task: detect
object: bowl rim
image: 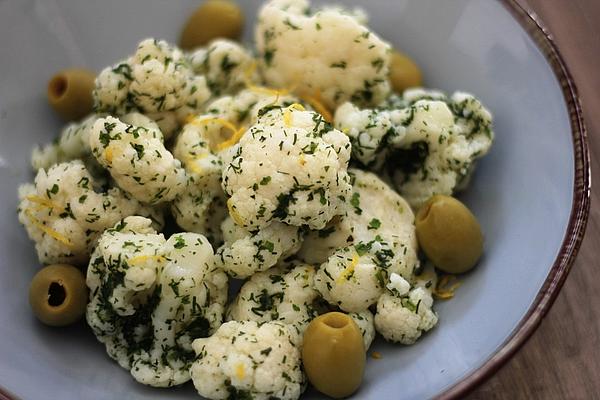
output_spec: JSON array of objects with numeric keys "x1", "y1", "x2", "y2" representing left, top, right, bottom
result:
[
  {"x1": 437, "y1": 0, "x2": 591, "y2": 398},
  {"x1": 0, "y1": 1, "x2": 590, "y2": 400}
]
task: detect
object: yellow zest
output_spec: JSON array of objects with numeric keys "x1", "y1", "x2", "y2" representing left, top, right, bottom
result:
[
  {"x1": 342, "y1": 127, "x2": 350, "y2": 134},
  {"x1": 188, "y1": 117, "x2": 239, "y2": 136},
  {"x1": 186, "y1": 153, "x2": 209, "y2": 175},
  {"x1": 235, "y1": 363, "x2": 246, "y2": 380},
  {"x1": 187, "y1": 117, "x2": 246, "y2": 152},
  {"x1": 283, "y1": 103, "x2": 305, "y2": 127},
  {"x1": 216, "y1": 126, "x2": 247, "y2": 151},
  {"x1": 299, "y1": 91, "x2": 333, "y2": 123},
  {"x1": 371, "y1": 351, "x2": 383, "y2": 360},
  {"x1": 227, "y1": 198, "x2": 245, "y2": 226},
  {"x1": 337, "y1": 253, "x2": 360, "y2": 283},
  {"x1": 433, "y1": 275, "x2": 461, "y2": 300},
  {"x1": 24, "y1": 209, "x2": 73, "y2": 247},
  {"x1": 127, "y1": 254, "x2": 166, "y2": 266},
  {"x1": 25, "y1": 195, "x2": 61, "y2": 211},
  {"x1": 299, "y1": 154, "x2": 306, "y2": 166},
  {"x1": 104, "y1": 145, "x2": 114, "y2": 163}
]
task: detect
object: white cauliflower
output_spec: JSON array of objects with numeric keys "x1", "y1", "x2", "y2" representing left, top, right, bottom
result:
[
  {"x1": 17, "y1": 161, "x2": 160, "y2": 266},
  {"x1": 86, "y1": 216, "x2": 228, "y2": 387},
  {"x1": 93, "y1": 60, "x2": 134, "y2": 115},
  {"x1": 89, "y1": 116, "x2": 187, "y2": 205},
  {"x1": 190, "y1": 320, "x2": 305, "y2": 400},
  {"x1": 216, "y1": 217, "x2": 303, "y2": 278},
  {"x1": 311, "y1": 169, "x2": 419, "y2": 312},
  {"x1": 93, "y1": 38, "x2": 212, "y2": 137},
  {"x1": 171, "y1": 90, "x2": 305, "y2": 241},
  {"x1": 227, "y1": 262, "x2": 376, "y2": 349},
  {"x1": 349, "y1": 310, "x2": 376, "y2": 350},
  {"x1": 189, "y1": 39, "x2": 257, "y2": 96},
  {"x1": 256, "y1": 0, "x2": 391, "y2": 109},
  {"x1": 30, "y1": 112, "x2": 166, "y2": 173},
  {"x1": 335, "y1": 88, "x2": 494, "y2": 208},
  {"x1": 374, "y1": 287, "x2": 438, "y2": 345},
  {"x1": 31, "y1": 114, "x2": 102, "y2": 171},
  {"x1": 334, "y1": 103, "x2": 398, "y2": 169},
  {"x1": 171, "y1": 120, "x2": 227, "y2": 244},
  {"x1": 227, "y1": 262, "x2": 319, "y2": 345},
  {"x1": 204, "y1": 88, "x2": 301, "y2": 129},
  {"x1": 222, "y1": 106, "x2": 352, "y2": 230}
]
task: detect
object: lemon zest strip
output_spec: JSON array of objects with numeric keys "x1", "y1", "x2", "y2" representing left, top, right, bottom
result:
[
  {"x1": 337, "y1": 253, "x2": 360, "y2": 283},
  {"x1": 104, "y1": 145, "x2": 114, "y2": 163},
  {"x1": 433, "y1": 275, "x2": 461, "y2": 300},
  {"x1": 25, "y1": 195, "x2": 61, "y2": 211},
  {"x1": 24, "y1": 209, "x2": 73, "y2": 247},
  {"x1": 227, "y1": 198, "x2": 246, "y2": 227},
  {"x1": 216, "y1": 126, "x2": 247, "y2": 151},
  {"x1": 128, "y1": 255, "x2": 166, "y2": 266},
  {"x1": 185, "y1": 153, "x2": 209, "y2": 175},
  {"x1": 235, "y1": 363, "x2": 246, "y2": 380}
]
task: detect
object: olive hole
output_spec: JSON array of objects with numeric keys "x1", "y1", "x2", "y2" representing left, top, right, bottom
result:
[
  {"x1": 47, "y1": 282, "x2": 67, "y2": 307},
  {"x1": 323, "y1": 314, "x2": 348, "y2": 329},
  {"x1": 49, "y1": 75, "x2": 68, "y2": 100}
]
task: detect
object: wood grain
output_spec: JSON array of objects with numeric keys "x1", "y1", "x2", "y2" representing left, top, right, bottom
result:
[{"x1": 468, "y1": 1, "x2": 600, "y2": 399}]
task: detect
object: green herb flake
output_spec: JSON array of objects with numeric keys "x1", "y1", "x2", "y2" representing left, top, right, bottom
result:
[{"x1": 368, "y1": 218, "x2": 381, "y2": 230}]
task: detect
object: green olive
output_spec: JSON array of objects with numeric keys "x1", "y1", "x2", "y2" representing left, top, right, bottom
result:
[
  {"x1": 47, "y1": 68, "x2": 95, "y2": 121},
  {"x1": 389, "y1": 50, "x2": 423, "y2": 93},
  {"x1": 415, "y1": 195, "x2": 483, "y2": 274},
  {"x1": 180, "y1": 0, "x2": 244, "y2": 50},
  {"x1": 29, "y1": 264, "x2": 88, "y2": 327},
  {"x1": 302, "y1": 312, "x2": 365, "y2": 399}
]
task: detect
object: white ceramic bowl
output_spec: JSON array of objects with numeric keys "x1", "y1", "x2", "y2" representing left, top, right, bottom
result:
[{"x1": 0, "y1": 0, "x2": 589, "y2": 399}]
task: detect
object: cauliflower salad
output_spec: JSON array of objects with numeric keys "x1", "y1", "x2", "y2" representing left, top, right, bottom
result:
[{"x1": 19, "y1": 0, "x2": 493, "y2": 399}]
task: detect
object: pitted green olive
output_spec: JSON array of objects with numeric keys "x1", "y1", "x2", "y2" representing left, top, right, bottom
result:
[
  {"x1": 389, "y1": 50, "x2": 423, "y2": 93},
  {"x1": 47, "y1": 68, "x2": 95, "y2": 121},
  {"x1": 180, "y1": 0, "x2": 244, "y2": 50},
  {"x1": 29, "y1": 264, "x2": 88, "y2": 327},
  {"x1": 415, "y1": 195, "x2": 483, "y2": 274},
  {"x1": 302, "y1": 312, "x2": 365, "y2": 398}
]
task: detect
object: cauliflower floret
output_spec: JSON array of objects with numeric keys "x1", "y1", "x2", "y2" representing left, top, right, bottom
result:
[
  {"x1": 17, "y1": 161, "x2": 160, "y2": 265},
  {"x1": 89, "y1": 116, "x2": 187, "y2": 204},
  {"x1": 335, "y1": 89, "x2": 494, "y2": 208},
  {"x1": 190, "y1": 320, "x2": 304, "y2": 400},
  {"x1": 93, "y1": 61, "x2": 134, "y2": 115},
  {"x1": 227, "y1": 263, "x2": 318, "y2": 345},
  {"x1": 31, "y1": 112, "x2": 165, "y2": 173},
  {"x1": 374, "y1": 287, "x2": 438, "y2": 345},
  {"x1": 171, "y1": 183, "x2": 228, "y2": 246},
  {"x1": 386, "y1": 272, "x2": 411, "y2": 297},
  {"x1": 227, "y1": 262, "x2": 375, "y2": 349},
  {"x1": 222, "y1": 106, "x2": 351, "y2": 230},
  {"x1": 216, "y1": 217, "x2": 303, "y2": 278},
  {"x1": 93, "y1": 39, "x2": 212, "y2": 137},
  {"x1": 311, "y1": 169, "x2": 419, "y2": 312},
  {"x1": 256, "y1": 0, "x2": 390, "y2": 109},
  {"x1": 129, "y1": 39, "x2": 210, "y2": 113},
  {"x1": 189, "y1": 39, "x2": 257, "y2": 96},
  {"x1": 334, "y1": 103, "x2": 398, "y2": 169},
  {"x1": 204, "y1": 88, "x2": 301, "y2": 128},
  {"x1": 86, "y1": 216, "x2": 228, "y2": 387},
  {"x1": 171, "y1": 121, "x2": 227, "y2": 244},
  {"x1": 349, "y1": 310, "x2": 376, "y2": 350},
  {"x1": 31, "y1": 114, "x2": 102, "y2": 171}
]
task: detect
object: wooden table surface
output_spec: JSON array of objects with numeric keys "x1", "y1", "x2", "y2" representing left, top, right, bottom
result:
[{"x1": 468, "y1": 1, "x2": 600, "y2": 399}]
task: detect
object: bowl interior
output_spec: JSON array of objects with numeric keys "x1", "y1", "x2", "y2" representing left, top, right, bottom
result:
[{"x1": 0, "y1": 0, "x2": 574, "y2": 399}]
